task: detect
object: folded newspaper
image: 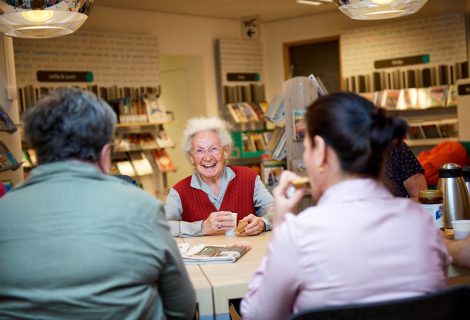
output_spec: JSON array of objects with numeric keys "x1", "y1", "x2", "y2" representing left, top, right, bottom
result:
[{"x1": 178, "y1": 241, "x2": 251, "y2": 264}]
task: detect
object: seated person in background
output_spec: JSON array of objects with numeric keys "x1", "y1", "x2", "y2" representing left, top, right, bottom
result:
[
  {"x1": 384, "y1": 140, "x2": 427, "y2": 198},
  {"x1": 165, "y1": 116, "x2": 273, "y2": 237},
  {"x1": 0, "y1": 87, "x2": 196, "y2": 319},
  {"x1": 241, "y1": 92, "x2": 450, "y2": 320},
  {"x1": 443, "y1": 234, "x2": 470, "y2": 269}
]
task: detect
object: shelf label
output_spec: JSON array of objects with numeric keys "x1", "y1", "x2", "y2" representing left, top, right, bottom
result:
[
  {"x1": 37, "y1": 71, "x2": 94, "y2": 82},
  {"x1": 374, "y1": 54, "x2": 430, "y2": 69}
]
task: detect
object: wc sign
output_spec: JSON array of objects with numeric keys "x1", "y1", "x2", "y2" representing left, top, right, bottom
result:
[{"x1": 241, "y1": 15, "x2": 260, "y2": 39}]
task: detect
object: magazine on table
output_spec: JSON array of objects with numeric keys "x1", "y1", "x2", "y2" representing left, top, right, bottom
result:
[{"x1": 178, "y1": 241, "x2": 251, "y2": 264}]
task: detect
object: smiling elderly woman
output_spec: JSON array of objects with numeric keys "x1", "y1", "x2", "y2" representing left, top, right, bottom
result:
[{"x1": 165, "y1": 117, "x2": 273, "y2": 237}]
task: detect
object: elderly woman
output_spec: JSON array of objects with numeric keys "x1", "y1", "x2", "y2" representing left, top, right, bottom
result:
[
  {"x1": 165, "y1": 116, "x2": 273, "y2": 237},
  {"x1": 241, "y1": 93, "x2": 450, "y2": 320}
]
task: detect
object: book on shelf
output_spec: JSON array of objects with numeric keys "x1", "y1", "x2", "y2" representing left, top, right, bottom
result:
[
  {"x1": 420, "y1": 121, "x2": 442, "y2": 139},
  {"x1": 0, "y1": 104, "x2": 17, "y2": 133},
  {"x1": 128, "y1": 152, "x2": 153, "y2": 176},
  {"x1": 438, "y1": 119, "x2": 458, "y2": 138},
  {"x1": 0, "y1": 141, "x2": 20, "y2": 171},
  {"x1": 292, "y1": 108, "x2": 307, "y2": 141},
  {"x1": 447, "y1": 85, "x2": 458, "y2": 107},
  {"x1": 265, "y1": 94, "x2": 285, "y2": 125},
  {"x1": 397, "y1": 88, "x2": 419, "y2": 109},
  {"x1": 381, "y1": 89, "x2": 400, "y2": 109},
  {"x1": 115, "y1": 160, "x2": 136, "y2": 177},
  {"x1": 272, "y1": 129, "x2": 286, "y2": 160},
  {"x1": 152, "y1": 149, "x2": 175, "y2": 172},
  {"x1": 428, "y1": 86, "x2": 448, "y2": 108},
  {"x1": 239, "y1": 102, "x2": 259, "y2": 122},
  {"x1": 178, "y1": 241, "x2": 251, "y2": 264},
  {"x1": 156, "y1": 126, "x2": 174, "y2": 148},
  {"x1": 408, "y1": 123, "x2": 426, "y2": 140},
  {"x1": 144, "y1": 95, "x2": 168, "y2": 123},
  {"x1": 266, "y1": 126, "x2": 285, "y2": 154}
]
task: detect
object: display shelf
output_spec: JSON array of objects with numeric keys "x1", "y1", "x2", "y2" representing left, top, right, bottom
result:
[{"x1": 405, "y1": 137, "x2": 459, "y2": 147}]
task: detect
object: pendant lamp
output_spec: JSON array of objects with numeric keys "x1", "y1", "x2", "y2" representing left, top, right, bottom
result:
[
  {"x1": 332, "y1": 0, "x2": 428, "y2": 20},
  {"x1": 0, "y1": 0, "x2": 94, "y2": 39}
]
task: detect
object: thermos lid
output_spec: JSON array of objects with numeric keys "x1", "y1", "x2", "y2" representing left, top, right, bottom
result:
[
  {"x1": 462, "y1": 166, "x2": 470, "y2": 182},
  {"x1": 439, "y1": 163, "x2": 463, "y2": 178},
  {"x1": 418, "y1": 189, "x2": 443, "y2": 199}
]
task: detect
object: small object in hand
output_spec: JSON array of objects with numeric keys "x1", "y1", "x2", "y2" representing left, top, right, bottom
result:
[
  {"x1": 286, "y1": 177, "x2": 310, "y2": 198},
  {"x1": 235, "y1": 220, "x2": 249, "y2": 236},
  {"x1": 291, "y1": 177, "x2": 310, "y2": 189}
]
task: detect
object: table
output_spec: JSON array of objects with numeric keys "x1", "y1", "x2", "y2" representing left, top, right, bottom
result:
[
  {"x1": 175, "y1": 238, "x2": 214, "y2": 320},
  {"x1": 183, "y1": 232, "x2": 272, "y2": 319},
  {"x1": 178, "y1": 232, "x2": 470, "y2": 320}
]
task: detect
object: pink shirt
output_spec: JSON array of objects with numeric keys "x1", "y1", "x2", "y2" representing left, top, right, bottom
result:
[{"x1": 241, "y1": 178, "x2": 451, "y2": 320}]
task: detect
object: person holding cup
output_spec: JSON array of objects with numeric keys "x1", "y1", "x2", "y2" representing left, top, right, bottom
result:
[
  {"x1": 165, "y1": 117, "x2": 273, "y2": 237},
  {"x1": 443, "y1": 221, "x2": 470, "y2": 268},
  {"x1": 241, "y1": 92, "x2": 450, "y2": 320}
]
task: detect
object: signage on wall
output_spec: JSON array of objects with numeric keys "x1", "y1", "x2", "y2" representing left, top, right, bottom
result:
[
  {"x1": 241, "y1": 15, "x2": 259, "y2": 40},
  {"x1": 37, "y1": 71, "x2": 94, "y2": 82},
  {"x1": 374, "y1": 54, "x2": 430, "y2": 69},
  {"x1": 226, "y1": 72, "x2": 260, "y2": 81}
]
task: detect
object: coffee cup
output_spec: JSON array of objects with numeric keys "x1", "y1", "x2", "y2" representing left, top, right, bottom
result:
[
  {"x1": 225, "y1": 212, "x2": 238, "y2": 237},
  {"x1": 451, "y1": 220, "x2": 470, "y2": 240}
]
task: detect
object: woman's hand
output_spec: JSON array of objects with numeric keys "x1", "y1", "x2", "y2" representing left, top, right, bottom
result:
[
  {"x1": 272, "y1": 171, "x2": 306, "y2": 225},
  {"x1": 202, "y1": 211, "x2": 236, "y2": 235},
  {"x1": 241, "y1": 214, "x2": 265, "y2": 236}
]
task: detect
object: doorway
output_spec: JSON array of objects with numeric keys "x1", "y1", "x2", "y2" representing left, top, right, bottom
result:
[
  {"x1": 159, "y1": 55, "x2": 206, "y2": 189},
  {"x1": 283, "y1": 37, "x2": 341, "y2": 93}
]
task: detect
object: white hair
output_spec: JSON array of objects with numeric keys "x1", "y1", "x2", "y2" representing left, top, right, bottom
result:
[{"x1": 182, "y1": 116, "x2": 232, "y2": 156}]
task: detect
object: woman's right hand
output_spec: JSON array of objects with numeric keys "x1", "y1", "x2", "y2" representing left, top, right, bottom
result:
[
  {"x1": 202, "y1": 211, "x2": 236, "y2": 235},
  {"x1": 272, "y1": 171, "x2": 306, "y2": 225}
]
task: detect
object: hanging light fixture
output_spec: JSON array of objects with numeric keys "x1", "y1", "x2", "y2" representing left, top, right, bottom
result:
[
  {"x1": 0, "y1": 0, "x2": 95, "y2": 39},
  {"x1": 332, "y1": 0, "x2": 428, "y2": 20}
]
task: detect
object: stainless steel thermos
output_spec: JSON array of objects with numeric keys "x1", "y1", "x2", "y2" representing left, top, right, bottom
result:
[{"x1": 437, "y1": 163, "x2": 470, "y2": 229}]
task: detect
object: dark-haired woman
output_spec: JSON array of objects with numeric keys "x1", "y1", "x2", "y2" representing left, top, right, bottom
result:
[{"x1": 241, "y1": 93, "x2": 450, "y2": 320}]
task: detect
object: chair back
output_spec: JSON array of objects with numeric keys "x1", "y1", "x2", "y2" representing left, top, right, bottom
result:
[{"x1": 290, "y1": 285, "x2": 470, "y2": 320}]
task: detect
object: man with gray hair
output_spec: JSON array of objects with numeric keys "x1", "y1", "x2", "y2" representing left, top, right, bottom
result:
[{"x1": 0, "y1": 87, "x2": 196, "y2": 319}]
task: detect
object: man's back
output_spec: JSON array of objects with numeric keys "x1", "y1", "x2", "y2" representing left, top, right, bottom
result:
[{"x1": 0, "y1": 161, "x2": 195, "y2": 319}]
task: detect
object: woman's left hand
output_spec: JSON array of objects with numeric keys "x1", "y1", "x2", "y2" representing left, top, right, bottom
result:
[{"x1": 242, "y1": 214, "x2": 265, "y2": 236}]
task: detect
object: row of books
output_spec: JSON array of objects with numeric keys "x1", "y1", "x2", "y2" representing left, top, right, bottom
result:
[
  {"x1": 359, "y1": 85, "x2": 458, "y2": 110},
  {"x1": 223, "y1": 84, "x2": 266, "y2": 104},
  {"x1": 114, "y1": 129, "x2": 174, "y2": 152},
  {"x1": 111, "y1": 149, "x2": 175, "y2": 177},
  {"x1": 345, "y1": 61, "x2": 468, "y2": 93},
  {"x1": 408, "y1": 119, "x2": 458, "y2": 140},
  {"x1": 266, "y1": 126, "x2": 286, "y2": 161},
  {"x1": 0, "y1": 141, "x2": 20, "y2": 172},
  {"x1": 17, "y1": 85, "x2": 161, "y2": 120},
  {"x1": 0, "y1": 104, "x2": 17, "y2": 133},
  {"x1": 226, "y1": 102, "x2": 267, "y2": 123},
  {"x1": 240, "y1": 131, "x2": 271, "y2": 153}
]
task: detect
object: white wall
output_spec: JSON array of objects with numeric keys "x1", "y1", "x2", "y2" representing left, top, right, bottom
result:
[
  {"x1": 261, "y1": 1, "x2": 468, "y2": 99},
  {"x1": 84, "y1": 6, "x2": 241, "y2": 117}
]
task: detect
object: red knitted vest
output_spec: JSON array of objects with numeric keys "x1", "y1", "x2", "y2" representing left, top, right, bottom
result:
[{"x1": 173, "y1": 165, "x2": 256, "y2": 222}]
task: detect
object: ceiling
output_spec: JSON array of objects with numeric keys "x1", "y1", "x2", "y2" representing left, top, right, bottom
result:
[
  {"x1": 95, "y1": 0, "x2": 337, "y2": 22},
  {"x1": 95, "y1": 0, "x2": 467, "y2": 23}
]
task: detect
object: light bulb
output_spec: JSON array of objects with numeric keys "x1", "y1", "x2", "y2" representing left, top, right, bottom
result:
[{"x1": 22, "y1": 10, "x2": 55, "y2": 23}]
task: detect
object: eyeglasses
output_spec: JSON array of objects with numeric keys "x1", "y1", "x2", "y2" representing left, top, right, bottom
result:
[{"x1": 192, "y1": 146, "x2": 223, "y2": 159}]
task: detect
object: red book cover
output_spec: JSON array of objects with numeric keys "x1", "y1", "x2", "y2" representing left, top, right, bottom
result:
[{"x1": 153, "y1": 149, "x2": 175, "y2": 172}]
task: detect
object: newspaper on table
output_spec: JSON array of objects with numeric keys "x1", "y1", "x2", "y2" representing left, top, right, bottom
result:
[{"x1": 178, "y1": 241, "x2": 251, "y2": 264}]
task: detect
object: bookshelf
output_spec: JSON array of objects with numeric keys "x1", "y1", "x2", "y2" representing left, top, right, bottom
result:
[{"x1": 216, "y1": 39, "x2": 271, "y2": 169}]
